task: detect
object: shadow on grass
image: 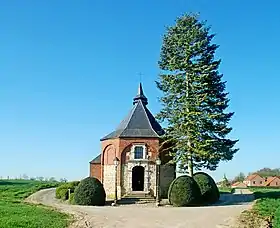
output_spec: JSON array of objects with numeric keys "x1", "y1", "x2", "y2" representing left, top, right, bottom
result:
[
  {"x1": 254, "y1": 191, "x2": 280, "y2": 199},
  {"x1": 161, "y1": 194, "x2": 256, "y2": 207},
  {"x1": 105, "y1": 190, "x2": 273, "y2": 207},
  {"x1": 208, "y1": 190, "x2": 280, "y2": 207},
  {"x1": 211, "y1": 193, "x2": 255, "y2": 206},
  {"x1": 0, "y1": 181, "x2": 29, "y2": 186},
  {"x1": 106, "y1": 197, "x2": 156, "y2": 205}
]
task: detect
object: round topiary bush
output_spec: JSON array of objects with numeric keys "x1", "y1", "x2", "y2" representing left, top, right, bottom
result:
[
  {"x1": 168, "y1": 175, "x2": 202, "y2": 207},
  {"x1": 193, "y1": 172, "x2": 220, "y2": 204},
  {"x1": 74, "y1": 177, "x2": 106, "y2": 206}
]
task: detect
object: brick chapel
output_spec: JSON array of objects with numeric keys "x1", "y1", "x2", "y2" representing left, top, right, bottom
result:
[{"x1": 89, "y1": 83, "x2": 175, "y2": 198}]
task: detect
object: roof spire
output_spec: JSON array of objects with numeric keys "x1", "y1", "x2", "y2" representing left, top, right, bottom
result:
[{"x1": 133, "y1": 82, "x2": 148, "y2": 105}]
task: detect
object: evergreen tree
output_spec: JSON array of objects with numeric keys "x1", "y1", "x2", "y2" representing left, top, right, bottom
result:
[
  {"x1": 221, "y1": 174, "x2": 230, "y2": 187},
  {"x1": 156, "y1": 13, "x2": 238, "y2": 177}
]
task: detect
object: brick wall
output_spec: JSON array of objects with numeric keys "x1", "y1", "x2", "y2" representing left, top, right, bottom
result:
[
  {"x1": 100, "y1": 137, "x2": 176, "y2": 197},
  {"x1": 267, "y1": 177, "x2": 280, "y2": 187},
  {"x1": 101, "y1": 139, "x2": 119, "y2": 183},
  {"x1": 245, "y1": 175, "x2": 264, "y2": 186},
  {"x1": 89, "y1": 163, "x2": 101, "y2": 181},
  {"x1": 101, "y1": 137, "x2": 159, "y2": 182},
  {"x1": 119, "y1": 137, "x2": 160, "y2": 162}
]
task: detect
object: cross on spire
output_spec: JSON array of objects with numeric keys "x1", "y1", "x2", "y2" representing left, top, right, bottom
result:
[{"x1": 139, "y1": 72, "x2": 142, "y2": 84}]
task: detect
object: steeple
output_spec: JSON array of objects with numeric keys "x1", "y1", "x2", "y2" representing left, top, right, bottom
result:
[
  {"x1": 133, "y1": 83, "x2": 148, "y2": 105},
  {"x1": 100, "y1": 83, "x2": 164, "y2": 141}
]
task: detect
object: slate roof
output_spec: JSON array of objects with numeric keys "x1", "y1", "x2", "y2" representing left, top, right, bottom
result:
[
  {"x1": 90, "y1": 154, "x2": 101, "y2": 164},
  {"x1": 100, "y1": 83, "x2": 164, "y2": 141}
]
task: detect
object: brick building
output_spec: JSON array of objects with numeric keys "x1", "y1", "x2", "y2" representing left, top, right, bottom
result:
[
  {"x1": 243, "y1": 174, "x2": 280, "y2": 187},
  {"x1": 90, "y1": 83, "x2": 175, "y2": 198},
  {"x1": 263, "y1": 176, "x2": 280, "y2": 187},
  {"x1": 243, "y1": 174, "x2": 264, "y2": 186}
]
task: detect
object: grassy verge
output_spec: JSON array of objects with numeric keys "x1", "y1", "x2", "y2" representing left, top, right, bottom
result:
[
  {"x1": 0, "y1": 180, "x2": 71, "y2": 228},
  {"x1": 238, "y1": 187, "x2": 280, "y2": 228},
  {"x1": 218, "y1": 187, "x2": 233, "y2": 194}
]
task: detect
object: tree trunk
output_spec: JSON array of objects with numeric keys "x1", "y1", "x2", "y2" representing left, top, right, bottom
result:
[
  {"x1": 186, "y1": 72, "x2": 194, "y2": 177},
  {"x1": 188, "y1": 154, "x2": 193, "y2": 177}
]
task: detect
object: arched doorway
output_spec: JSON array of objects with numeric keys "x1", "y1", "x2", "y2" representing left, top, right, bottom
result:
[{"x1": 132, "y1": 166, "x2": 144, "y2": 191}]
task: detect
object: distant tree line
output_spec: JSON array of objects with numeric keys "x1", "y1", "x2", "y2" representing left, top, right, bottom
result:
[
  {"x1": 0, "y1": 175, "x2": 67, "y2": 182},
  {"x1": 220, "y1": 168, "x2": 280, "y2": 186},
  {"x1": 249, "y1": 168, "x2": 280, "y2": 178}
]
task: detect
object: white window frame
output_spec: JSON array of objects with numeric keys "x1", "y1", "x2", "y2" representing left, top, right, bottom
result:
[{"x1": 130, "y1": 144, "x2": 147, "y2": 160}]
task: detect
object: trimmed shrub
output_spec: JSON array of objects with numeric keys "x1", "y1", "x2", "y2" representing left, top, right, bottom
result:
[
  {"x1": 193, "y1": 172, "x2": 220, "y2": 204},
  {"x1": 168, "y1": 175, "x2": 202, "y2": 206},
  {"x1": 55, "y1": 181, "x2": 80, "y2": 200},
  {"x1": 69, "y1": 193, "x2": 75, "y2": 204},
  {"x1": 56, "y1": 187, "x2": 69, "y2": 200},
  {"x1": 74, "y1": 177, "x2": 106, "y2": 206}
]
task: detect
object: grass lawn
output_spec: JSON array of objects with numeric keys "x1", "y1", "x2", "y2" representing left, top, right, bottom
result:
[
  {"x1": 238, "y1": 187, "x2": 280, "y2": 227},
  {"x1": 218, "y1": 187, "x2": 233, "y2": 194},
  {"x1": 253, "y1": 188, "x2": 280, "y2": 227},
  {"x1": 0, "y1": 180, "x2": 71, "y2": 228}
]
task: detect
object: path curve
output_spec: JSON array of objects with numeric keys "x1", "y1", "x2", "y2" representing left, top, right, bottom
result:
[{"x1": 25, "y1": 188, "x2": 253, "y2": 228}]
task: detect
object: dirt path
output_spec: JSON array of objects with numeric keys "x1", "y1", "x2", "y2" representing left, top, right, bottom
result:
[{"x1": 25, "y1": 188, "x2": 253, "y2": 228}]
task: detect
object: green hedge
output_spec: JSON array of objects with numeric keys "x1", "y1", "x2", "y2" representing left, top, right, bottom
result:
[
  {"x1": 193, "y1": 172, "x2": 220, "y2": 204},
  {"x1": 55, "y1": 181, "x2": 80, "y2": 200},
  {"x1": 168, "y1": 175, "x2": 201, "y2": 207},
  {"x1": 56, "y1": 187, "x2": 69, "y2": 200},
  {"x1": 74, "y1": 177, "x2": 106, "y2": 206},
  {"x1": 69, "y1": 193, "x2": 75, "y2": 205}
]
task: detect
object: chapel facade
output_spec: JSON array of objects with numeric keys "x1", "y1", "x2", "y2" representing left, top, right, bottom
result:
[{"x1": 89, "y1": 83, "x2": 175, "y2": 198}]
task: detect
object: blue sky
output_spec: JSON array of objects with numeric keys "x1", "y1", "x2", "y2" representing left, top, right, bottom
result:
[{"x1": 1, "y1": 0, "x2": 279, "y2": 181}]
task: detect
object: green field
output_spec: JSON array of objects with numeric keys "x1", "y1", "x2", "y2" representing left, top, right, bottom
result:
[
  {"x1": 218, "y1": 187, "x2": 233, "y2": 194},
  {"x1": 233, "y1": 187, "x2": 280, "y2": 227},
  {"x1": 252, "y1": 188, "x2": 280, "y2": 227},
  {"x1": 0, "y1": 180, "x2": 71, "y2": 228},
  {"x1": 219, "y1": 186, "x2": 280, "y2": 227}
]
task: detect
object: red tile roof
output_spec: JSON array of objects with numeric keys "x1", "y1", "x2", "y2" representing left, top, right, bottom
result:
[
  {"x1": 245, "y1": 174, "x2": 262, "y2": 181},
  {"x1": 263, "y1": 176, "x2": 280, "y2": 186},
  {"x1": 232, "y1": 182, "x2": 247, "y2": 187}
]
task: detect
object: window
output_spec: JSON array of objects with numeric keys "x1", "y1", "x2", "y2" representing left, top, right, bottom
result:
[
  {"x1": 253, "y1": 181, "x2": 256, "y2": 184},
  {"x1": 260, "y1": 181, "x2": 262, "y2": 184},
  {"x1": 276, "y1": 182, "x2": 278, "y2": 186},
  {"x1": 131, "y1": 144, "x2": 147, "y2": 160},
  {"x1": 134, "y1": 146, "x2": 144, "y2": 159}
]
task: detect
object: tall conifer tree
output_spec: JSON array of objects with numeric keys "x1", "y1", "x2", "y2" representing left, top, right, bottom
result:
[{"x1": 156, "y1": 14, "x2": 238, "y2": 176}]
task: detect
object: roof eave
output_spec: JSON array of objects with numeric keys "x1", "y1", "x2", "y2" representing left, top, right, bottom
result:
[{"x1": 100, "y1": 137, "x2": 118, "y2": 141}]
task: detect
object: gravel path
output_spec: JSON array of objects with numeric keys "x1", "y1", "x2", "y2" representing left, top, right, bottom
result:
[{"x1": 25, "y1": 188, "x2": 253, "y2": 228}]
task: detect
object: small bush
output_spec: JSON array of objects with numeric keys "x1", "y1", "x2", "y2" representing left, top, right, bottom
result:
[
  {"x1": 168, "y1": 175, "x2": 201, "y2": 207},
  {"x1": 57, "y1": 188, "x2": 69, "y2": 200},
  {"x1": 55, "y1": 181, "x2": 80, "y2": 200},
  {"x1": 69, "y1": 193, "x2": 75, "y2": 204},
  {"x1": 193, "y1": 172, "x2": 220, "y2": 204},
  {"x1": 74, "y1": 177, "x2": 106, "y2": 206}
]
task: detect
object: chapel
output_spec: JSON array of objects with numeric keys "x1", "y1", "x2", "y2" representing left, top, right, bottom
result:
[{"x1": 89, "y1": 83, "x2": 175, "y2": 198}]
